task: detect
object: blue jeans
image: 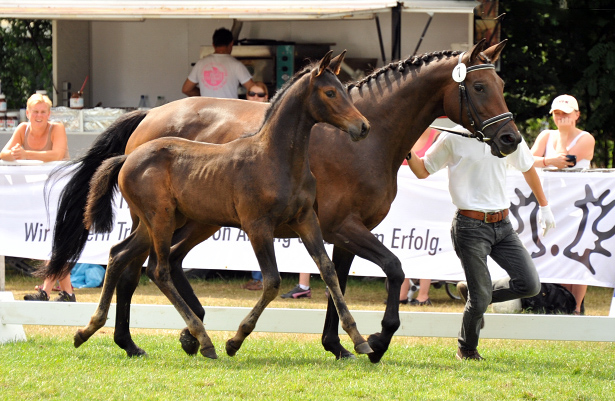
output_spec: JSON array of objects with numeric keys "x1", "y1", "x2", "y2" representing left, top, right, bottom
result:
[
  {"x1": 451, "y1": 211, "x2": 540, "y2": 351},
  {"x1": 251, "y1": 271, "x2": 262, "y2": 281}
]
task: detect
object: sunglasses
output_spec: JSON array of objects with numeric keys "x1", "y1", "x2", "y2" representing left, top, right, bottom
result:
[{"x1": 247, "y1": 91, "x2": 266, "y2": 98}]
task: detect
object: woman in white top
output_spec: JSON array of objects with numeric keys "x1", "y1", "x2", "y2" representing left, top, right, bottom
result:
[
  {"x1": 531, "y1": 94, "x2": 594, "y2": 170},
  {"x1": 531, "y1": 94, "x2": 595, "y2": 314}
]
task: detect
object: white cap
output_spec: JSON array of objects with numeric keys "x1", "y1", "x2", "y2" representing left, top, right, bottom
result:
[{"x1": 550, "y1": 94, "x2": 579, "y2": 114}]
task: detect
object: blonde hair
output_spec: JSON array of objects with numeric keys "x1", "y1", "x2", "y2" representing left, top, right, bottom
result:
[{"x1": 27, "y1": 93, "x2": 52, "y2": 111}]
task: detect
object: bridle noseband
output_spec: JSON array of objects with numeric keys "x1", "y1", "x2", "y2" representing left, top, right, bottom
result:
[{"x1": 454, "y1": 52, "x2": 514, "y2": 143}]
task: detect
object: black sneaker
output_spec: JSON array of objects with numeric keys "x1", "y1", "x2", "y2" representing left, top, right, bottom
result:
[
  {"x1": 457, "y1": 281, "x2": 485, "y2": 329},
  {"x1": 280, "y1": 285, "x2": 311, "y2": 299},
  {"x1": 52, "y1": 291, "x2": 76, "y2": 302},
  {"x1": 456, "y1": 347, "x2": 485, "y2": 361},
  {"x1": 24, "y1": 288, "x2": 49, "y2": 301}
]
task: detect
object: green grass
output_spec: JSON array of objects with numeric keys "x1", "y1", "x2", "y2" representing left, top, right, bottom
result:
[
  {"x1": 2, "y1": 268, "x2": 615, "y2": 400},
  {"x1": 1, "y1": 332, "x2": 614, "y2": 400}
]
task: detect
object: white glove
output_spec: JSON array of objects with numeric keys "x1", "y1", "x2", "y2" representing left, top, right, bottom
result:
[{"x1": 538, "y1": 205, "x2": 556, "y2": 237}]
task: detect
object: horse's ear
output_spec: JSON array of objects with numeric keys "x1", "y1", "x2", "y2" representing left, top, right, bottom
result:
[
  {"x1": 316, "y1": 50, "x2": 334, "y2": 77},
  {"x1": 329, "y1": 50, "x2": 347, "y2": 76},
  {"x1": 468, "y1": 38, "x2": 487, "y2": 64},
  {"x1": 483, "y1": 39, "x2": 507, "y2": 63}
]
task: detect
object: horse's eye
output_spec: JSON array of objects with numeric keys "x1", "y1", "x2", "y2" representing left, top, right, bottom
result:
[
  {"x1": 474, "y1": 84, "x2": 484, "y2": 92},
  {"x1": 325, "y1": 90, "x2": 336, "y2": 98}
]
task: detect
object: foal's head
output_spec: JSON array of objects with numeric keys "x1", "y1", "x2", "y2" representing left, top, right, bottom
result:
[
  {"x1": 276, "y1": 50, "x2": 370, "y2": 142},
  {"x1": 443, "y1": 39, "x2": 522, "y2": 157}
]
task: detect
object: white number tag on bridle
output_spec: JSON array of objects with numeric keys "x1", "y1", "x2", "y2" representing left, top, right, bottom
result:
[{"x1": 452, "y1": 63, "x2": 467, "y2": 83}]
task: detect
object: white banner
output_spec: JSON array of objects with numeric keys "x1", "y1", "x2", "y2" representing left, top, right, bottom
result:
[{"x1": 1, "y1": 162, "x2": 614, "y2": 288}]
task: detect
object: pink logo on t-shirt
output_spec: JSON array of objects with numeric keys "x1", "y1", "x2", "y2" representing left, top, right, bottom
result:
[{"x1": 202, "y1": 66, "x2": 227, "y2": 89}]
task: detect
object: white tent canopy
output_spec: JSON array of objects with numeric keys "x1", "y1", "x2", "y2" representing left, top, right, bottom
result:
[{"x1": 0, "y1": 1, "x2": 476, "y2": 20}]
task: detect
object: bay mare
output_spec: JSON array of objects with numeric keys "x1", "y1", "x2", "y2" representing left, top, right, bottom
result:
[
  {"x1": 74, "y1": 51, "x2": 371, "y2": 359},
  {"x1": 45, "y1": 40, "x2": 521, "y2": 363}
]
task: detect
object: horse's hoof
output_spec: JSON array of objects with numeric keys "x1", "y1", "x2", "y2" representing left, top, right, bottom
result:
[
  {"x1": 225, "y1": 339, "x2": 240, "y2": 357},
  {"x1": 126, "y1": 347, "x2": 148, "y2": 358},
  {"x1": 338, "y1": 351, "x2": 356, "y2": 360},
  {"x1": 74, "y1": 330, "x2": 87, "y2": 348},
  {"x1": 367, "y1": 333, "x2": 388, "y2": 363},
  {"x1": 179, "y1": 328, "x2": 200, "y2": 355},
  {"x1": 354, "y1": 341, "x2": 374, "y2": 355},
  {"x1": 200, "y1": 345, "x2": 218, "y2": 359}
]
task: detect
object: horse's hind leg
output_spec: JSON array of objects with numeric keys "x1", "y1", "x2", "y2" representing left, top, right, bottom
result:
[
  {"x1": 146, "y1": 225, "x2": 217, "y2": 359},
  {"x1": 113, "y1": 253, "x2": 148, "y2": 357},
  {"x1": 74, "y1": 225, "x2": 151, "y2": 348},
  {"x1": 326, "y1": 220, "x2": 404, "y2": 363},
  {"x1": 225, "y1": 229, "x2": 281, "y2": 357},
  {"x1": 169, "y1": 223, "x2": 219, "y2": 355},
  {"x1": 291, "y1": 211, "x2": 372, "y2": 356}
]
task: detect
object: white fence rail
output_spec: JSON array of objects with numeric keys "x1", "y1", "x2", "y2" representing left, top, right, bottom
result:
[{"x1": 2, "y1": 292, "x2": 615, "y2": 345}]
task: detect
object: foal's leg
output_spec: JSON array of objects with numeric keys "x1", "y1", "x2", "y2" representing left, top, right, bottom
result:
[
  {"x1": 291, "y1": 211, "x2": 372, "y2": 356},
  {"x1": 322, "y1": 246, "x2": 355, "y2": 359},
  {"x1": 146, "y1": 220, "x2": 217, "y2": 359},
  {"x1": 325, "y1": 219, "x2": 404, "y2": 363},
  {"x1": 113, "y1": 253, "x2": 148, "y2": 357},
  {"x1": 168, "y1": 223, "x2": 220, "y2": 355},
  {"x1": 74, "y1": 224, "x2": 151, "y2": 348},
  {"x1": 226, "y1": 227, "x2": 281, "y2": 357}
]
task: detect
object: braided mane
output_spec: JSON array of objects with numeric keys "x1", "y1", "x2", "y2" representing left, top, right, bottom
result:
[{"x1": 347, "y1": 50, "x2": 465, "y2": 91}]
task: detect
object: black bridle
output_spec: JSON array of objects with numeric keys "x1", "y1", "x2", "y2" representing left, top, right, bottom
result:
[{"x1": 455, "y1": 52, "x2": 515, "y2": 143}]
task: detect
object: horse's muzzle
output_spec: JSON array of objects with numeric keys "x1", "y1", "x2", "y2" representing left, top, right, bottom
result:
[
  {"x1": 491, "y1": 130, "x2": 521, "y2": 158},
  {"x1": 349, "y1": 121, "x2": 370, "y2": 142}
]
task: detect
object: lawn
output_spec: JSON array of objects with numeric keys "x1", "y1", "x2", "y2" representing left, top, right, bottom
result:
[{"x1": 2, "y1": 267, "x2": 614, "y2": 400}]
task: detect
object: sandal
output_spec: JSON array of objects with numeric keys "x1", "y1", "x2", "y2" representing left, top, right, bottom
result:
[{"x1": 409, "y1": 298, "x2": 432, "y2": 306}]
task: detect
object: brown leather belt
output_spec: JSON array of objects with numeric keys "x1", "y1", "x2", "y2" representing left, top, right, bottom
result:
[{"x1": 458, "y1": 209, "x2": 509, "y2": 223}]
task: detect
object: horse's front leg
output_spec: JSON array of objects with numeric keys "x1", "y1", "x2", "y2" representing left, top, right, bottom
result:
[
  {"x1": 321, "y1": 246, "x2": 355, "y2": 359},
  {"x1": 226, "y1": 226, "x2": 281, "y2": 357},
  {"x1": 326, "y1": 219, "x2": 404, "y2": 363},
  {"x1": 74, "y1": 225, "x2": 151, "y2": 349},
  {"x1": 290, "y1": 211, "x2": 372, "y2": 356}
]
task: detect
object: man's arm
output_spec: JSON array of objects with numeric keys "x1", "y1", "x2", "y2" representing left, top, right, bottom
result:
[
  {"x1": 522, "y1": 167, "x2": 548, "y2": 207},
  {"x1": 242, "y1": 79, "x2": 256, "y2": 92},
  {"x1": 406, "y1": 150, "x2": 431, "y2": 179},
  {"x1": 182, "y1": 79, "x2": 200, "y2": 97},
  {"x1": 522, "y1": 166, "x2": 556, "y2": 235}
]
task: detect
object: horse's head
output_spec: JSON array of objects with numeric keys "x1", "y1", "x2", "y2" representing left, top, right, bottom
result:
[
  {"x1": 309, "y1": 50, "x2": 370, "y2": 142},
  {"x1": 443, "y1": 39, "x2": 521, "y2": 158}
]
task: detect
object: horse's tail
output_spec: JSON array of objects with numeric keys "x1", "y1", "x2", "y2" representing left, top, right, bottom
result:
[
  {"x1": 84, "y1": 155, "x2": 128, "y2": 234},
  {"x1": 40, "y1": 110, "x2": 147, "y2": 280}
]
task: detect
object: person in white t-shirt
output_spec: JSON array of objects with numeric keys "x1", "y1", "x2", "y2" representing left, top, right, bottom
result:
[
  {"x1": 531, "y1": 94, "x2": 595, "y2": 314},
  {"x1": 182, "y1": 27, "x2": 255, "y2": 99},
  {"x1": 406, "y1": 126, "x2": 556, "y2": 361}
]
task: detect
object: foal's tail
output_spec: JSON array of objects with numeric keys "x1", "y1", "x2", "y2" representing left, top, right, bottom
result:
[
  {"x1": 83, "y1": 155, "x2": 128, "y2": 234},
  {"x1": 40, "y1": 110, "x2": 147, "y2": 280}
]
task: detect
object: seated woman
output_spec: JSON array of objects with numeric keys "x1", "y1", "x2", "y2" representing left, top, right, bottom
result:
[
  {"x1": 531, "y1": 94, "x2": 595, "y2": 314},
  {"x1": 1, "y1": 93, "x2": 74, "y2": 302},
  {"x1": 1, "y1": 93, "x2": 69, "y2": 162}
]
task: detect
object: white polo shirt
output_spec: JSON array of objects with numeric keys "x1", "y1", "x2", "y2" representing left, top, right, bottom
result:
[{"x1": 423, "y1": 129, "x2": 534, "y2": 212}]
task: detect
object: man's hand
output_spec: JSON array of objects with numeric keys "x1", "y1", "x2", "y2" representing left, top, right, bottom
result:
[{"x1": 538, "y1": 205, "x2": 556, "y2": 236}]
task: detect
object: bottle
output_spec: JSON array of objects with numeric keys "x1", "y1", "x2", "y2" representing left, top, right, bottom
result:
[
  {"x1": 137, "y1": 95, "x2": 149, "y2": 110},
  {"x1": 70, "y1": 91, "x2": 84, "y2": 109},
  {"x1": 6, "y1": 111, "x2": 20, "y2": 130},
  {"x1": 0, "y1": 112, "x2": 6, "y2": 130},
  {"x1": 155, "y1": 96, "x2": 166, "y2": 107},
  {"x1": 0, "y1": 94, "x2": 6, "y2": 112}
]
